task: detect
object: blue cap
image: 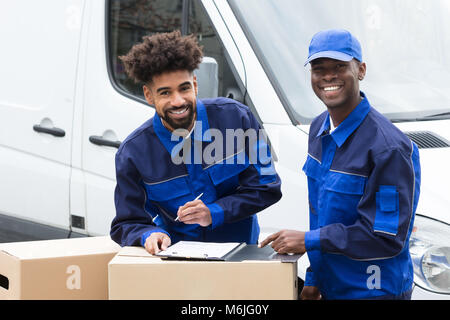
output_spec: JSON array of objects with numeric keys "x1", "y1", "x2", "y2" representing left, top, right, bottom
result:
[{"x1": 304, "y1": 29, "x2": 362, "y2": 67}]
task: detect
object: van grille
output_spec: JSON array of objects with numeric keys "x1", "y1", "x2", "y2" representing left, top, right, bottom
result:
[{"x1": 404, "y1": 131, "x2": 450, "y2": 149}]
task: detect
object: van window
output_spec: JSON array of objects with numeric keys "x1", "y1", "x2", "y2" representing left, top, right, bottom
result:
[{"x1": 108, "y1": 0, "x2": 243, "y2": 103}]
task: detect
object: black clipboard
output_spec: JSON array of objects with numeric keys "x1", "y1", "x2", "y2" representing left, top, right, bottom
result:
[
  {"x1": 156, "y1": 241, "x2": 245, "y2": 261},
  {"x1": 157, "y1": 241, "x2": 302, "y2": 262}
]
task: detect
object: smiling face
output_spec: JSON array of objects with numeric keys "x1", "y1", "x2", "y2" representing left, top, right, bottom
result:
[
  {"x1": 310, "y1": 58, "x2": 366, "y2": 112},
  {"x1": 143, "y1": 69, "x2": 198, "y2": 132}
]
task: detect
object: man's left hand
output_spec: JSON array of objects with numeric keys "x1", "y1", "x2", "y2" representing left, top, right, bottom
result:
[
  {"x1": 259, "y1": 230, "x2": 306, "y2": 254},
  {"x1": 177, "y1": 200, "x2": 212, "y2": 227}
]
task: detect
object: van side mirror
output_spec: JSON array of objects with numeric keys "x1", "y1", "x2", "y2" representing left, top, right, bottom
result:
[{"x1": 194, "y1": 56, "x2": 218, "y2": 99}]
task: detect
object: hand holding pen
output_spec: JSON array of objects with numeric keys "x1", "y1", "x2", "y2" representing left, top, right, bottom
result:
[
  {"x1": 175, "y1": 193, "x2": 203, "y2": 221},
  {"x1": 175, "y1": 193, "x2": 212, "y2": 227}
]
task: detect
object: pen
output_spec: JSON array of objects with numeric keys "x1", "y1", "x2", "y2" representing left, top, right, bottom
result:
[{"x1": 175, "y1": 192, "x2": 204, "y2": 221}]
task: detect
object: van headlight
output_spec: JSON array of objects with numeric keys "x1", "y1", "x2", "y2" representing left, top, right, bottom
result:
[{"x1": 410, "y1": 214, "x2": 450, "y2": 294}]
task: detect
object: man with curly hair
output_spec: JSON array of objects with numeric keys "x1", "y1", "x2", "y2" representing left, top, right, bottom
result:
[{"x1": 110, "y1": 31, "x2": 282, "y2": 254}]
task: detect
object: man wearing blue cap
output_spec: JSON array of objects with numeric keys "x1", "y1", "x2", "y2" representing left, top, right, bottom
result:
[{"x1": 260, "y1": 29, "x2": 421, "y2": 300}]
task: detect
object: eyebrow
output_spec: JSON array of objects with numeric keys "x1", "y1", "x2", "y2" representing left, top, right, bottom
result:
[
  {"x1": 156, "y1": 86, "x2": 170, "y2": 94},
  {"x1": 179, "y1": 81, "x2": 192, "y2": 88},
  {"x1": 156, "y1": 81, "x2": 192, "y2": 94},
  {"x1": 310, "y1": 61, "x2": 325, "y2": 67}
]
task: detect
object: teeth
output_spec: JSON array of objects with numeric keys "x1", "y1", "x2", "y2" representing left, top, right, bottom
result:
[
  {"x1": 171, "y1": 107, "x2": 188, "y2": 114},
  {"x1": 324, "y1": 86, "x2": 341, "y2": 91}
]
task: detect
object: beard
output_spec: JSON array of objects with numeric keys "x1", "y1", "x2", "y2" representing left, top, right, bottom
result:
[{"x1": 159, "y1": 103, "x2": 196, "y2": 131}]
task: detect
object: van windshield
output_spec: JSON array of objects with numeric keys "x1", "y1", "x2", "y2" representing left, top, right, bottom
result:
[{"x1": 228, "y1": 0, "x2": 450, "y2": 124}]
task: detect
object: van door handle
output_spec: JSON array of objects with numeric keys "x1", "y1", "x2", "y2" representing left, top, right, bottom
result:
[
  {"x1": 89, "y1": 135, "x2": 121, "y2": 149},
  {"x1": 33, "y1": 124, "x2": 66, "y2": 137}
]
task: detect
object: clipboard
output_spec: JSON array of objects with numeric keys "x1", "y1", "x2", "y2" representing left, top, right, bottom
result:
[
  {"x1": 155, "y1": 241, "x2": 245, "y2": 261},
  {"x1": 155, "y1": 240, "x2": 303, "y2": 262}
]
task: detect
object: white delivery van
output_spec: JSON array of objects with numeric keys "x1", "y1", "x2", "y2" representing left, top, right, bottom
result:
[{"x1": 0, "y1": 0, "x2": 449, "y2": 299}]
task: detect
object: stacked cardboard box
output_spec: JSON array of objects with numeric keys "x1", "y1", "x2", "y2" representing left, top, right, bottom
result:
[
  {"x1": 0, "y1": 236, "x2": 120, "y2": 300},
  {"x1": 1, "y1": 239, "x2": 299, "y2": 300},
  {"x1": 108, "y1": 246, "x2": 298, "y2": 300}
]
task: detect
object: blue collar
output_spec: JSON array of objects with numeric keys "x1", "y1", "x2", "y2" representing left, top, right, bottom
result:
[
  {"x1": 316, "y1": 92, "x2": 371, "y2": 148},
  {"x1": 153, "y1": 99, "x2": 212, "y2": 154}
]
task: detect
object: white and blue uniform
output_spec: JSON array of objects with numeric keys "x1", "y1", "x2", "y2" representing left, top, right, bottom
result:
[
  {"x1": 303, "y1": 92, "x2": 421, "y2": 299},
  {"x1": 110, "y1": 98, "x2": 281, "y2": 247}
]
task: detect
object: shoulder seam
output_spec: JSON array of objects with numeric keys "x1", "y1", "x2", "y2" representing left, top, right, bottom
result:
[{"x1": 117, "y1": 122, "x2": 155, "y2": 154}]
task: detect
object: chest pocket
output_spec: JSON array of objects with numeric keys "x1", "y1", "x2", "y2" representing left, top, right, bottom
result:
[
  {"x1": 302, "y1": 156, "x2": 322, "y2": 215},
  {"x1": 143, "y1": 175, "x2": 192, "y2": 204},
  {"x1": 322, "y1": 171, "x2": 366, "y2": 226},
  {"x1": 206, "y1": 150, "x2": 249, "y2": 196},
  {"x1": 142, "y1": 175, "x2": 193, "y2": 226}
]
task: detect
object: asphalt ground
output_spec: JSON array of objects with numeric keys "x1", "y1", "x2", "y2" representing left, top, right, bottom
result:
[{"x1": 0, "y1": 213, "x2": 85, "y2": 243}]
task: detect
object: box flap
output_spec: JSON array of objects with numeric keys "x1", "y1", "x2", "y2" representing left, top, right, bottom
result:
[
  {"x1": 0, "y1": 236, "x2": 120, "y2": 260},
  {"x1": 116, "y1": 246, "x2": 156, "y2": 258}
]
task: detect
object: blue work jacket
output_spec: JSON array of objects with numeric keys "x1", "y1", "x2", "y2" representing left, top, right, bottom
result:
[
  {"x1": 303, "y1": 92, "x2": 421, "y2": 299},
  {"x1": 110, "y1": 98, "x2": 281, "y2": 247}
]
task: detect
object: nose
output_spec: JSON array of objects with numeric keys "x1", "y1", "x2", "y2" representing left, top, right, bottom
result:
[
  {"x1": 322, "y1": 67, "x2": 338, "y2": 81},
  {"x1": 170, "y1": 92, "x2": 185, "y2": 107}
]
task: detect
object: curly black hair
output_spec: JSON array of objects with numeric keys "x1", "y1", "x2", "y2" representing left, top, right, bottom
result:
[{"x1": 119, "y1": 30, "x2": 203, "y2": 84}]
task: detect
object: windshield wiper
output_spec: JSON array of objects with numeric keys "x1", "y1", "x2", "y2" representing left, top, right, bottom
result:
[
  {"x1": 423, "y1": 112, "x2": 450, "y2": 118},
  {"x1": 391, "y1": 112, "x2": 450, "y2": 123},
  {"x1": 390, "y1": 118, "x2": 418, "y2": 123},
  {"x1": 414, "y1": 112, "x2": 450, "y2": 121}
]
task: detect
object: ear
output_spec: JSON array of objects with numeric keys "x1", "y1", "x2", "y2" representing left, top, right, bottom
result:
[
  {"x1": 358, "y1": 62, "x2": 367, "y2": 81},
  {"x1": 143, "y1": 84, "x2": 154, "y2": 105}
]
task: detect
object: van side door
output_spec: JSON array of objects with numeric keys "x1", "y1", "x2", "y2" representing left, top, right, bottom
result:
[
  {"x1": 81, "y1": 0, "x2": 246, "y2": 236},
  {"x1": 0, "y1": 1, "x2": 84, "y2": 230}
]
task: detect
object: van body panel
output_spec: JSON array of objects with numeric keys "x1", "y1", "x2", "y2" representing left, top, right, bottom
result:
[
  {"x1": 79, "y1": 0, "x2": 155, "y2": 236},
  {"x1": 394, "y1": 120, "x2": 450, "y2": 224},
  {"x1": 0, "y1": 0, "x2": 86, "y2": 228}
]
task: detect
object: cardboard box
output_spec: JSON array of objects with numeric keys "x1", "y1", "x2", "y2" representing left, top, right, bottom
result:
[
  {"x1": 108, "y1": 246, "x2": 298, "y2": 300},
  {"x1": 0, "y1": 236, "x2": 120, "y2": 300}
]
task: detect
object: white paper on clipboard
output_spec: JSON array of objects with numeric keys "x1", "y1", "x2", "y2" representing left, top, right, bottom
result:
[{"x1": 156, "y1": 241, "x2": 243, "y2": 260}]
